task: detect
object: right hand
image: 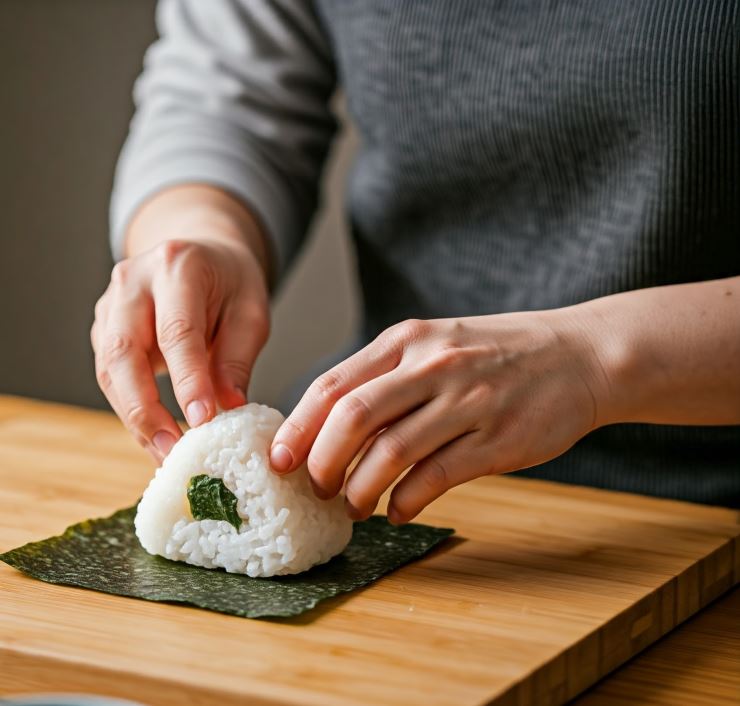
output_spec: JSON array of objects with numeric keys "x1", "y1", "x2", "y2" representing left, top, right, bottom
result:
[{"x1": 91, "y1": 235, "x2": 269, "y2": 462}]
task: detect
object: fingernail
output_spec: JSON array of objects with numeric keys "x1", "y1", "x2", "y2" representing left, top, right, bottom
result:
[
  {"x1": 152, "y1": 431, "x2": 177, "y2": 457},
  {"x1": 186, "y1": 400, "x2": 208, "y2": 427},
  {"x1": 233, "y1": 386, "x2": 247, "y2": 405},
  {"x1": 270, "y1": 443, "x2": 293, "y2": 473}
]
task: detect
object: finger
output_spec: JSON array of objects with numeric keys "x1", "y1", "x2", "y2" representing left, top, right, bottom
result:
[
  {"x1": 343, "y1": 395, "x2": 472, "y2": 519},
  {"x1": 90, "y1": 293, "x2": 110, "y2": 354},
  {"x1": 152, "y1": 275, "x2": 216, "y2": 428},
  {"x1": 210, "y1": 300, "x2": 268, "y2": 409},
  {"x1": 387, "y1": 431, "x2": 493, "y2": 524},
  {"x1": 110, "y1": 346, "x2": 181, "y2": 461},
  {"x1": 95, "y1": 358, "x2": 168, "y2": 464},
  {"x1": 91, "y1": 308, "x2": 121, "y2": 417},
  {"x1": 304, "y1": 368, "x2": 432, "y2": 497},
  {"x1": 271, "y1": 333, "x2": 404, "y2": 473},
  {"x1": 90, "y1": 320, "x2": 102, "y2": 359},
  {"x1": 92, "y1": 298, "x2": 126, "y2": 436},
  {"x1": 98, "y1": 298, "x2": 182, "y2": 459}
]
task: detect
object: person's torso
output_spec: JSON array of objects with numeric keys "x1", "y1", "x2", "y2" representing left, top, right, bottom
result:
[
  {"x1": 317, "y1": 0, "x2": 740, "y2": 330},
  {"x1": 310, "y1": 0, "x2": 740, "y2": 507}
]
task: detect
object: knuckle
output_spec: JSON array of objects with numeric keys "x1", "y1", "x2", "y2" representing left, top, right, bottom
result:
[
  {"x1": 376, "y1": 433, "x2": 409, "y2": 467},
  {"x1": 93, "y1": 296, "x2": 106, "y2": 321},
  {"x1": 282, "y1": 416, "x2": 308, "y2": 439},
  {"x1": 217, "y1": 358, "x2": 252, "y2": 382},
  {"x1": 371, "y1": 328, "x2": 403, "y2": 365},
  {"x1": 110, "y1": 260, "x2": 131, "y2": 286},
  {"x1": 124, "y1": 404, "x2": 151, "y2": 432},
  {"x1": 95, "y1": 365, "x2": 112, "y2": 392},
  {"x1": 335, "y1": 394, "x2": 371, "y2": 430},
  {"x1": 169, "y1": 367, "x2": 203, "y2": 394},
  {"x1": 311, "y1": 370, "x2": 345, "y2": 403},
  {"x1": 157, "y1": 315, "x2": 197, "y2": 350},
  {"x1": 375, "y1": 326, "x2": 395, "y2": 346},
  {"x1": 421, "y1": 456, "x2": 449, "y2": 491},
  {"x1": 157, "y1": 239, "x2": 192, "y2": 267},
  {"x1": 102, "y1": 332, "x2": 135, "y2": 365},
  {"x1": 393, "y1": 318, "x2": 428, "y2": 342},
  {"x1": 156, "y1": 238, "x2": 201, "y2": 270}
]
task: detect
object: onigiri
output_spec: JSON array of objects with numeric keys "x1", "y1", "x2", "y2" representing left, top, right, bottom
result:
[{"x1": 135, "y1": 403, "x2": 353, "y2": 577}]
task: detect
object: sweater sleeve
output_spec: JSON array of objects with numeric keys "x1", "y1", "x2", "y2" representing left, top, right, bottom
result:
[{"x1": 109, "y1": 0, "x2": 337, "y2": 279}]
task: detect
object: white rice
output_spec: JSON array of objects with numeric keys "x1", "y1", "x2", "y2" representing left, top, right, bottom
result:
[{"x1": 135, "y1": 403, "x2": 353, "y2": 577}]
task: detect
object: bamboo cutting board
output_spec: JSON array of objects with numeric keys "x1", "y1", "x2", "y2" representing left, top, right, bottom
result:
[{"x1": 0, "y1": 395, "x2": 738, "y2": 706}]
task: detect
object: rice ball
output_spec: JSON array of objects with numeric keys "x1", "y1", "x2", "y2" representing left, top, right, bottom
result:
[{"x1": 135, "y1": 403, "x2": 353, "y2": 577}]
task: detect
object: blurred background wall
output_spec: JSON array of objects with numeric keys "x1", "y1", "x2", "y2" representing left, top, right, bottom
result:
[{"x1": 0, "y1": 0, "x2": 360, "y2": 414}]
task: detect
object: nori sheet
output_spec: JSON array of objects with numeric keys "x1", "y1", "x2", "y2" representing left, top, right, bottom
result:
[{"x1": 0, "y1": 506, "x2": 453, "y2": 619}]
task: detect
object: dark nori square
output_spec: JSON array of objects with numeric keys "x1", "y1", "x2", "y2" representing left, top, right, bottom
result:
[{"x1": 0, "y1": 506, "x2": 453, "y2": 619}]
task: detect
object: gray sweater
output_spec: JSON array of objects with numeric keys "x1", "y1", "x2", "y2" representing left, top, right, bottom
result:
[{"x1": 111, "y1": 0, "x2": 740, "y2": 507}]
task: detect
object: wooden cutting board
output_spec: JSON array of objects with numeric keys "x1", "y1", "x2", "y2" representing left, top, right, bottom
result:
[{"x1": 0, "y1": 395, "x2": 737, "y2": 706}]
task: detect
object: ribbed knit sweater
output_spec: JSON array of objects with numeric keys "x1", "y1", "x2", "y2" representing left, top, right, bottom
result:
[{"x1": 111, "y1": 1, "x2": 740, "y2": 507}]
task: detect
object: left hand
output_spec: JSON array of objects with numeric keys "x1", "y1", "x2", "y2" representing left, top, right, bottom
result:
[{"x1": 270, "y1": 311, "x2": 611, "y2": 524}]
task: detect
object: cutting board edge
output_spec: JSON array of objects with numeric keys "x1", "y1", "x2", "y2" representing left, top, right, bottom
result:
[
  {"x1": 0, "y1": 647, "x2": 305, "y2": 706},
  {"x1": 487, "y1": 532, "x2": 739, "y2": 706}
]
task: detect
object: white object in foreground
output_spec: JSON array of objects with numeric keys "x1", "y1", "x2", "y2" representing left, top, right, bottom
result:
[{"x1": 135, "y1": 404, "x2": 353, "y2": 577}]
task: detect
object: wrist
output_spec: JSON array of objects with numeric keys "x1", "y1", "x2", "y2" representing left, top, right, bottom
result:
[
  {"x1": 545, "y1": 301, "x2": 638, "y2": 429},
  {"x1": 124, "y1": 184, "x2": 273, "y2": 286}
]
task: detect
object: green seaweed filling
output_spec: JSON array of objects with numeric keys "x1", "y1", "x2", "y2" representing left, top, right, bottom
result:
[{"x1": 187, "y1": 474, "x2": 242, "y2": 530}]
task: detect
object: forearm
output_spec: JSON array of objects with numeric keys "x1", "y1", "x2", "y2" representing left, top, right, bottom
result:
[
  {"x1": 124, "y1": 184, "x2": 273, "y2": 285},
  {"x1": 571, "y1": 276, "x2": 740, "y2": 427}
]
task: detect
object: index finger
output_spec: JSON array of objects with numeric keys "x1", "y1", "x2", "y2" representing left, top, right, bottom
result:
[
  {"x1": 95, "y1": 299, "x2": 183, "y2": 460},
  {"x1": 270, "y1": 333, "x2": 403, "y2": 473}
]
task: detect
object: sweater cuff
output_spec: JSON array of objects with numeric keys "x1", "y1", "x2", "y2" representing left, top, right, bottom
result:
[{"x1": 109, "y1": 148, "x2": 299, "y2": 281}]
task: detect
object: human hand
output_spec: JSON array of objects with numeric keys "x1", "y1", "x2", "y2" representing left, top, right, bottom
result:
[
  {"x1": 270, "y1": 311, "x2": 612, "y2": 523},
  {"x1": 91, "y1": 235, "x2": 269, "y2": 462}
]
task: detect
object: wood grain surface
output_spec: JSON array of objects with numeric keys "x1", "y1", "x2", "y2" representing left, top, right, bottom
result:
[
  {"x1": 573, "y1": 587, "x2": 739, "y2": 706},
  {"x1": 0, "y1": 395, "x2": 738, "y2": 706}
]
